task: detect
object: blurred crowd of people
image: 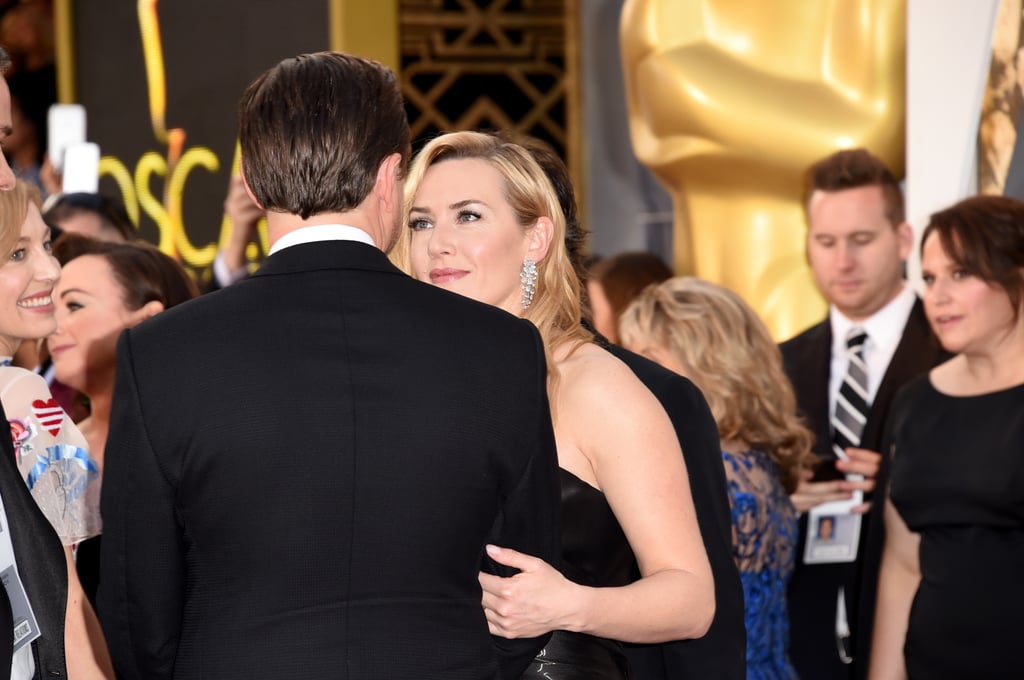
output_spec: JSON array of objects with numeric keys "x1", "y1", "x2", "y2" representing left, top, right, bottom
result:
[{"x1": 0, "y1": 27, "x2": 1019, "y2": 680}]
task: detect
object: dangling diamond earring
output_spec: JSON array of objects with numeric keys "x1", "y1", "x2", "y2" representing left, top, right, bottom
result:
[{"x1": 520, "y1": 258, "x2": 538, "y2": 310}]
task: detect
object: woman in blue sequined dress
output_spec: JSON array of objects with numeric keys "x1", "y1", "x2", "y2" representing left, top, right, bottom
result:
[{"x1": 622, "y1": 277, "x2": 813, "y2": 680}]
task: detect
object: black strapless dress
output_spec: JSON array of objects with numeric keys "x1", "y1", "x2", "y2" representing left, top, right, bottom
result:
[{"x1": 521, "y1": 468, "x2": 635, "y2": 679}]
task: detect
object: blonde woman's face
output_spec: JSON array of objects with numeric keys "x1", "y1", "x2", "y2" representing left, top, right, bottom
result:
[
  {"x1": 0, "y1": 203, "x2": 60, "y2": 355},
  {"x1": 407, "y1": 158, "x2": 533, "y2": 316}
]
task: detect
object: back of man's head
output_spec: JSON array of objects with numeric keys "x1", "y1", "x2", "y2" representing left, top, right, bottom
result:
[
  {"x1": 239, "y1": 52, "x2": 410, "y2": 220},
  {"x1": 805, "y1": 148, "x2": 904, "y2": 228}
]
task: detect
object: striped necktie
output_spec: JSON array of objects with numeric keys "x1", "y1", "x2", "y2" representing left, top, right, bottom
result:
[{"x1": 832, "y1": 327, "x2": 869, "y2": 458}]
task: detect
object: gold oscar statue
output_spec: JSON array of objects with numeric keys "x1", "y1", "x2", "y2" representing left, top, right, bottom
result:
[{"x1": 620, "y1": 0, "x2": 905, "y2": 339}]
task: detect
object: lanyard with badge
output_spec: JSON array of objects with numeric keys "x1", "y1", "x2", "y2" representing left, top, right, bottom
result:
[
  {"x1": 0, "y1": 490, "x2": 42, "y2": 654},
  {"x1": 804, "y1": 326, "x2": 870, "y2": 566}
]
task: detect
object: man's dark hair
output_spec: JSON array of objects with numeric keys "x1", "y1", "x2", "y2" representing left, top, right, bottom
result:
[
  {"x1": 805, "y1": 148, "x2": 904, "y2": 227},
  {"x1": 239, "y1": 52, "x2": 410, "y2": 220}
]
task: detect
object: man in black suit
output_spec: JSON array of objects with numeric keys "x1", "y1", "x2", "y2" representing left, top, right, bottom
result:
[
  {"x1": 781, "y1": 149, "x2": 947, "y2": 680},
  {"x1": 98, "y1": 52, "x2": 561, "y2": 680},
  {"x1": 517, "y1": 135, "x2": 746, "y2": 679}
]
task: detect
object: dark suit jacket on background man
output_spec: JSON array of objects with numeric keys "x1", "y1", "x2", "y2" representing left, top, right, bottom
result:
[
  {"x1": 781, "y1": 298, "x2": 946, "y2": 679},
  {"x1": 611, "y1": 346, "x2": 746, "y2": 680}
]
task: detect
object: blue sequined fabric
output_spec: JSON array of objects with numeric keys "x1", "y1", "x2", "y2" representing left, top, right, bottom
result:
[{"x1": 722, "y1": 449, "x2": 799, "y2": 680}]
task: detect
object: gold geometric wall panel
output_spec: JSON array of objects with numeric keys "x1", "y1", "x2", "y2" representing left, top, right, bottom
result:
[{"x1": 400, "y1": 0, "x2": 573, "y2": 161}]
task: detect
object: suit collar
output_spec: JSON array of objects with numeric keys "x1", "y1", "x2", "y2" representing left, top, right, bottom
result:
[
  {"x1": 803, "y1": 322, "x2": 835, "y2": 456},
  {"x1": 860, "y1": 297, "x2": 946, "y2": 448},
  {"x1": 268, "y1": 223, "x2": 376, "y2": 256},
  {"x1": 252, "y1": 239, "x2": 406, "y2": 279},
  {"x1": 828, "y1": 285, "x2": 916, "y2": 358},
  {"x1": 873, "y1": 298, "x2": 946, "y2": 399}
]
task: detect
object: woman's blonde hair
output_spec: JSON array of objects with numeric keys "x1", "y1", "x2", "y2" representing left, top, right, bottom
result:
[
  {"x1": 620, "y1": 277, "x2": 813, "y2": 492},
  {"x1": 0, "y1": 181, "x2": 42, "y2": 256},
  {"x1": 392, "y1": 131, "x2": 592, "y2": 362}
]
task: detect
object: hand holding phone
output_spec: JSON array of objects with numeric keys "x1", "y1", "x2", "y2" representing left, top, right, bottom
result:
[
  {"x1": 61, "y1": 142, "x2": 100, "y2": 194},
  {"x1": 47, "y1": 104, "x2": 87, "y2": 173}
]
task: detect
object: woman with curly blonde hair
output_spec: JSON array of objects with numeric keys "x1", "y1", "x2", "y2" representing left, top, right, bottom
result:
[
  {"x1": 394, "y1": 130, "x2": 713, "y2": 679},
  {"x1": 620, "y1": 276, "x2": 813, "y2": 680}
]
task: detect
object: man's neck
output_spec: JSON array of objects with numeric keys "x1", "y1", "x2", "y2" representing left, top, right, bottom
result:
[
  {"x1": 836, "y1": 282, "x2": 908, "y2": 325},
  {"x1": 266, "y1": 209, "x2": 376, "y2": 247}
]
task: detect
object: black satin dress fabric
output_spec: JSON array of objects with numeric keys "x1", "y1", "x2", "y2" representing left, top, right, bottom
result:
[
  {"x1": 521, "y1": 468, "x2": 635, "y2": 679},
  {"x1": 76, "y1": 535, "x2": 101, "y2": 608}
]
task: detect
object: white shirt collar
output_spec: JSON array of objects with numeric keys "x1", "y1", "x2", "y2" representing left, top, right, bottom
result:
[
  {"x1": 829, "y1": 284, "x2": 916, "y2": 353},
  {"x1": 268, "y1": 224, "x2": 376, "y2": 256}
]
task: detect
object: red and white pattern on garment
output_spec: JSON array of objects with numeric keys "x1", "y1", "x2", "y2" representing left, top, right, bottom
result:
[
  {"x1": 0, "y1": 365, "x2": 101, "y2": 544},
  {"x1": 31, "y1": 399, "x2": 64, "y2": 437}
]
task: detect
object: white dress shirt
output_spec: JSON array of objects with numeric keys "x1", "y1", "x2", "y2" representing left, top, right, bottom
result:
[
  {"x1": 268, "y1": 224, "x2": 376, "y2": 255},
  {"x1": 827, "y1": 285, "x2": 917, "y2": 421}
]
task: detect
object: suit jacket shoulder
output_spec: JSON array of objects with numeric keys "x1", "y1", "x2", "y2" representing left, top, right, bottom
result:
[
  {"x1": 608, "y1": 347, "x2": 746, "y2": 680},
  {"x1": 862, "y1": 299, "x2": 948, "y2": 452}
]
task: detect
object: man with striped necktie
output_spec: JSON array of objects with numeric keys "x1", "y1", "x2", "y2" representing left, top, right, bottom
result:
[{"x1": 780, "y1": 149, "x2": 948, "y2": 680}]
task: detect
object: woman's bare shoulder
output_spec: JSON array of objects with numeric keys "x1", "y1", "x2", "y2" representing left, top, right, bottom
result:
[{"x1": 555, "y1": 342, "x2": 663, "y2": 421}]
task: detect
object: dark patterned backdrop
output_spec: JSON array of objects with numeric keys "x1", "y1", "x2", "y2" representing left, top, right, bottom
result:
[{"x1": 400, "y1": 0, "x2": 575, "y2": 164}]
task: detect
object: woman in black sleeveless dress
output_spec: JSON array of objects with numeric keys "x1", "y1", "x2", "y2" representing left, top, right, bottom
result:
[
  {"x1": 398, "y1": 131, "x2": 715, "y2": 678},
  {"x1": 871, "y1": 195, "x2": 1024, "y2": 679}
]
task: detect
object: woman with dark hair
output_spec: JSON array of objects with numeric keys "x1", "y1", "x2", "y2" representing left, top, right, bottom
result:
[
  {"x1": 48, "y1": 233, "x2": 197, "y2": 604},
  {"x1": 870, "y1": 195, "x2": 1024, "y2": 679},
  {"x1": 586, "y1": 252, "x2": 672, "y2": 343}
]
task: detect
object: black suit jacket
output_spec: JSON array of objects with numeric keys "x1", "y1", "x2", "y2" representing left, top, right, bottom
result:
[
  {"x1": 0, "y1": 401, "x2": 68, "y2": 679},
  {"x1": 608, "y1": 346, "x2": 746, "y2": 680},
  {"x1": 780, "y1": 298, "x2": 947, "y2": 680},
  {"x1": 98, "y1": 241, "x2": 561, "y2": 680}
]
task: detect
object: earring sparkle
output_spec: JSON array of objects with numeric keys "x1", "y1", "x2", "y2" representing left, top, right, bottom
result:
[{"x1": 520, "y1": 258, "x2": 538, "y2": 310}]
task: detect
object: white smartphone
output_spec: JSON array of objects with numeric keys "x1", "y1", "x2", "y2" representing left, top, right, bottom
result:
[
  {"x1": 61, "y1": 142, "x2": 100, "y2": 194},
  {"x1": 47, "y1": 103, "x2": 87, "y2": 173}
]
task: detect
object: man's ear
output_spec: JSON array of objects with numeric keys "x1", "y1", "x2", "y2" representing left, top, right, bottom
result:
[
  {"x1": 375, "y1": 153, "x2": 403, "y2": 213},
  {"x1": 129, "y1": 299, "x2": 166, "y2": 327},
  {"x1": 896, "y1": 220, "x2": 914, "y2": 260},
  {"x1": 527, "y1": 216, "x2": 554, "y2": 262},
  {"x1": 239, "y1": 164, "x2": 266, "y2": 210}
]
